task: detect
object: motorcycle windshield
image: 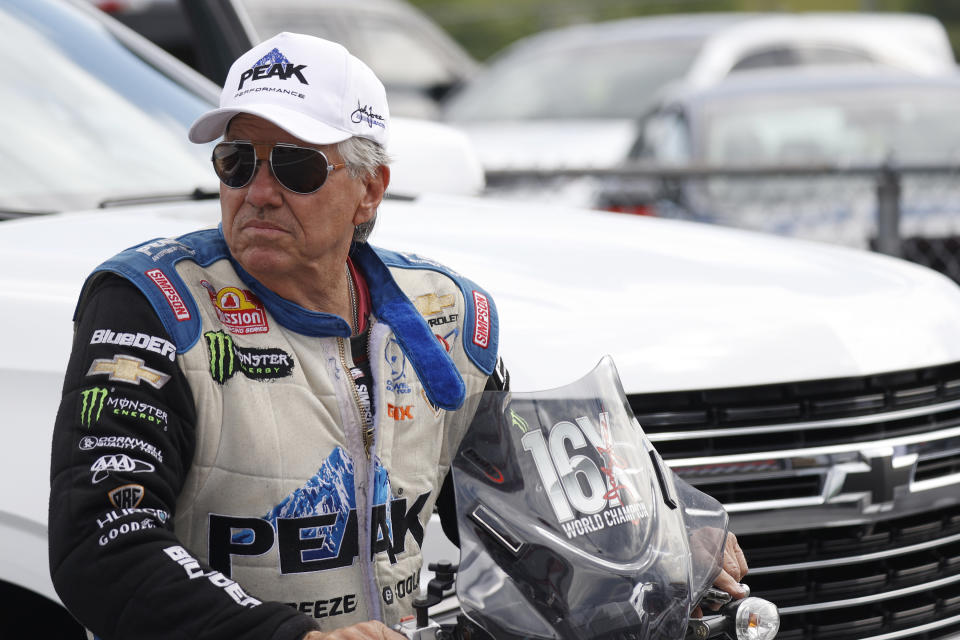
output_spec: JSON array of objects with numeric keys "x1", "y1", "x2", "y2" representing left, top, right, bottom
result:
[{"x1": 452, "y1": 356, "x2": 728, "y2": 640}]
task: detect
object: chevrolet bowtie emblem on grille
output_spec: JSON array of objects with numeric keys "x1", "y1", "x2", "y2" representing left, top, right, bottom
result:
[
  {"x1": 825, "y1": 447, "x2": 917, "y2": 513},
  {"x1": 414, "y1": 293, "x2": 455, "y2": 317},
  {"x1": 87, "y1": 354, "x2": 171, "y2": 389}
]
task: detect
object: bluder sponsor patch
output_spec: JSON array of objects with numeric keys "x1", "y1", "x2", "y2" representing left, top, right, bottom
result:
[
  {"x1": 145, "y1": 269, "x2": 191, "y2": 321},
  {"x1": 204, "y1": 330, "x2": 294, "y2": 384},
  {"x1": 86, "y1": 354, "x2": 171, "y2": 388},
  {"x1": 201, "y1": 281, "x2": 269, "y2": 335},
  {"x1": 164, "y1": 545, "x2": 261, "y2": 607},
  {"x1": 90, "y1": 329, "x2": 176, "y2": 361},
  {"x1": 79, "y1": 386, "x2": 169, "y2": 431}
]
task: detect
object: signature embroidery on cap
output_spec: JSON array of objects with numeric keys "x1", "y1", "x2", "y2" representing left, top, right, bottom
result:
[
  {"x1": 351, "y1": 101, "x2": 386, "y2": 129},
  {"x1": 236, "y1": 48, "x2": 308, "y2": 92}
]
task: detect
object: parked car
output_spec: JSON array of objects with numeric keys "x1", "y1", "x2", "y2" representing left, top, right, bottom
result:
[
  {"x1": 618, "y1": 66, "x2": 960, "y2": 248},
  {"x1": 7, "y1": 2, "x2": 960, "y2": 640},
  {"x1": 440, "y1": 12, "x2": 957, "y2": 171},
  {"x1": 86, "y1": 0, "x2": 481, "y2": 118}
]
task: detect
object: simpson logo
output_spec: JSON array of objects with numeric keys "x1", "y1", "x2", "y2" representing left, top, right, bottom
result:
[
  {"x1": 145, "y1": 269, "x2": 191, "y2": 321},
  {"x1": 472, "y1": 291, "x2": 490, "y2": 349},
  {"x1": 201, "y1": 281, "x2": 269, "y2": 334}
]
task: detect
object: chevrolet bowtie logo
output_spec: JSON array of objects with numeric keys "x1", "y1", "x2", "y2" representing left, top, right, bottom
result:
[
  {"x1": 414, "y1": 293, "x2": 455, "y2": 317},
  {"x1": 826, "y1": 447, "x2": 917, "y2": 511},
  {"x1": 87, "y1": 354, "x2": 171, "y2": 389}
]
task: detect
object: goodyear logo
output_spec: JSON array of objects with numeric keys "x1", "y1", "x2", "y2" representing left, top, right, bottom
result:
[{"x1": 205, "y1": 331, "x2": 294, "y2": 384}]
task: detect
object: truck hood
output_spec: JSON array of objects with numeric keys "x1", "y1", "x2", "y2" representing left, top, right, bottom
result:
[
  {"x1": 4, "y1": 194, "x2": 960, "y2": 394},
  {"x1": 448, "y1": 119, "x2": 639, "y2": 171}
]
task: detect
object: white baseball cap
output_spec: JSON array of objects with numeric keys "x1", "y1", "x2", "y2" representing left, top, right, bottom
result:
[{"x1": 189, "y1": 32, "x2": 389, "y2": 147}]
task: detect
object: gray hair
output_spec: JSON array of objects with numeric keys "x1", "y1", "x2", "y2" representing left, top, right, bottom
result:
[{"x1": 338, "y1": 137, "x2": 391, "y2": 243}]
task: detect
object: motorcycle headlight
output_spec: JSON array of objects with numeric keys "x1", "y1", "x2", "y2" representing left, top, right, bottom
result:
[{"x1": 734, "y1": 597, "x2": 780, "y2": 640}]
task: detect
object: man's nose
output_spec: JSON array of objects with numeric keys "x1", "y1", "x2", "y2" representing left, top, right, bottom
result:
[{"x1": 245, "y1": 158, "x2": 283, "y2": 206}]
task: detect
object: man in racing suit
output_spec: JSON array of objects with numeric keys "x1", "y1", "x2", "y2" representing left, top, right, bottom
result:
[{"x1": 48, "y1": 32, "x2": 504, "y2": 639}]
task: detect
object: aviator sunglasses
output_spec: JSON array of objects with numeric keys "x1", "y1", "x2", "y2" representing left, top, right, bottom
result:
[{"x1": 212, "y1": 140, "x2": 346, "y2": 194}]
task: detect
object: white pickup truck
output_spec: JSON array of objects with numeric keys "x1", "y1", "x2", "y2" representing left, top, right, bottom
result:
[{"x1": 5, "y1": 2, "x2": 960, "y2": 639}]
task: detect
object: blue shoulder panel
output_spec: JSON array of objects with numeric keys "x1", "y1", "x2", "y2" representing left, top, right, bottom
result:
[
  {"x1": 373, "y1": 248, "x2": 499, "y2": 377},
  {"x1": 75, "y1": 228, "x2": 228, "y2": 353}
]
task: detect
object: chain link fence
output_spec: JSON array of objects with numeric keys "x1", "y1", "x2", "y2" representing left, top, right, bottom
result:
[{"x1": 485, "y1": 163, "x2": 960, "y2": 283}]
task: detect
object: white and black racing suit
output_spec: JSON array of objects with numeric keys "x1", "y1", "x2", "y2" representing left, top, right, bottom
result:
[{"x1": 49, "y1": 227, "x2": 505, "y2": 639}]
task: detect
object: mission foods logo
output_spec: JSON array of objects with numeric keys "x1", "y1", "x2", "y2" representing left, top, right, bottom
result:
[
  {"x1": 201, "y1": 281, "x2": 269, "y2": 335},
  {"x1": 204, "y1": 331, "x2": 294, "y2": 384}
]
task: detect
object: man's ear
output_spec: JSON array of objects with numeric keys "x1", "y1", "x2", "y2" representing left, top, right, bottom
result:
[{"x1": 355, "y1": 165, "x2": 390, "y2": 226}]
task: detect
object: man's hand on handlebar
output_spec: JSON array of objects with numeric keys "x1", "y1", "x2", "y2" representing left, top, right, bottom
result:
[{"x1": 713, "y1": 531, "x2": 749, "y2": 598}]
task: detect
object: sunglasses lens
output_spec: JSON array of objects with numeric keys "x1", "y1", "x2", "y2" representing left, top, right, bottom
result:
[
  {"x1": 212, "y1": 142, "x2": 256, "y2": 188},
  {"x1": 271, "y1": 145, "x2": 330, "y2": 194}
]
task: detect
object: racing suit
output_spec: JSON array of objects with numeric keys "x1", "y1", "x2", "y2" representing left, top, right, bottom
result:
[{"x1": 48, "y1": 227, "x2": 502, "y2": 639}]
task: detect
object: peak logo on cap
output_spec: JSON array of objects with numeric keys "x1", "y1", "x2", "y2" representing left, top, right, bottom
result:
[{"x1": 238, "y1": 48, "x2": 308, "y2": 91}]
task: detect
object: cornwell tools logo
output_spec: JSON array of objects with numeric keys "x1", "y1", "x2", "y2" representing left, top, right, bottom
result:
[
  {"x1": 236, "y1": 48, "x2": 307, "y2": 94},
  {"x1": 204, "y1": 330, "x2": 294, "y2": 384},
  {"x1": 87, "y1": 354, "x2": 171, "y2": 389},
  {"x1": 79, "y1": 387, "x2": 169, "y2": 431},
  {"x1": 201, "y1": 281, "x2": 269, "y2": 335}
]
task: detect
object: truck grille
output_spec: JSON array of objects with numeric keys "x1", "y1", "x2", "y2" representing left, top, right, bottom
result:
[{"x1": 631, "y1": 361, "x2": 960, "y2": 640}]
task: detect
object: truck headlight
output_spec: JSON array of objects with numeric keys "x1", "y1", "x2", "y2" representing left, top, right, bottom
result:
[{"x1": 734, "y1": 597, "x2": 780, "y2": 640}]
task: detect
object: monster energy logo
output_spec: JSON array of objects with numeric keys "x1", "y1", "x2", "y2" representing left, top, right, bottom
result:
[
  {"x1": 80, "y1": 387, "x2": 108, "y2": 428},
  {"x1": 510, "y1": 409, "x2": 529, "y2": 434},
  {"x1": 205, "y1": 331, "x2": 294, "y2": 384}
]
